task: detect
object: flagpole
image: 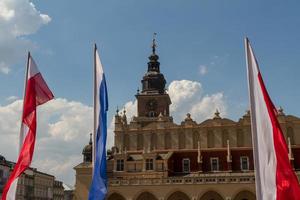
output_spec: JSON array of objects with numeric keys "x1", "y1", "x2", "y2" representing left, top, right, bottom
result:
[
  {"x1": 93, "y1": 44, "x2": 97, "y2": 172},
  {"x1": 244, "y1": 37, "x2": 262, "y2": 199},
  {"x1": 19, "y1": 52, "x2": 30, "y2": 152}
]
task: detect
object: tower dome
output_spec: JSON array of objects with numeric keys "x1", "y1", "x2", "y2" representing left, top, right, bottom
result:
[{"x1": 82, "y1": 133, "x2": 92, "y2": 163}]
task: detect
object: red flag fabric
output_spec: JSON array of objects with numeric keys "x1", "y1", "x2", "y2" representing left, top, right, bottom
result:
[
  {"x1": 1, "y1": 54, "x2": 54, "y2": 200},
  {"x1": 246, "y1": 38, "x2": 300, "y2": 200}
]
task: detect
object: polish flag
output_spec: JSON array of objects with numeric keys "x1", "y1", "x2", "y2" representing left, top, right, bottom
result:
[
  {"x1": 245, "y1": 38, "x2": 300, "y2": 200},
  {"x1": 1, "y1": 53, "x2": 54, "y2": 200}
]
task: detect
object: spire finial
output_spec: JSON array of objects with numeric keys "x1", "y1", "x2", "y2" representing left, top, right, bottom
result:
[
  {"x1": 278, "y1": 106, "x2": 285, "y2": 115},
  {"x1": 116, "y1": 106, "x2": 119, "y2": 115},
  {"x1": 152, "y1": 33, "x2": 157, "y2": 54},
  {"x1": 214, "y1": 109, "x2": 221, "y2": 119},
  {"x1": 89, "y1": 133, "x2": 92, "y2": 145}
]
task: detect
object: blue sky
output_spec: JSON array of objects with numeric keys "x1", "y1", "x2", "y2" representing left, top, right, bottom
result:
[
  {"x1": 2, "y1": 0, "x2": 300, "y2": 119},
  {"x1": 1, "y1": 0, "x2": 300, "y2": 185}
]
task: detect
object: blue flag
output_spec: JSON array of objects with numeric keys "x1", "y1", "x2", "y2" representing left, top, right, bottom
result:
[{"x1": 88, "y1": 44, "x2": 108, "y2": 200}]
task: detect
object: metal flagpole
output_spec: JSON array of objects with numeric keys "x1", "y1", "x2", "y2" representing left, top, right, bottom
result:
[
  {"x1": 19, "y1": 52, "x2": 30, "y2": 153},
  {"x1": 92, "y1": 44, "x2": 97, "y2": 173}
]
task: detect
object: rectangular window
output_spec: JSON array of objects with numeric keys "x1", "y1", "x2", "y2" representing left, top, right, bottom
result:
[
  {"x1": 116, "y1": 159, "x2": 124, "y2": 171},
  {"x1": 240, "y1": 156, "x2": 249, "y2": 171},
  {"x1": 182, "y1": 158, "x2": 190, "y2": 173},
  {"x1": 146, "y1": 159, "x2": 154, "y2": 170},
  {"x1": 210, "y1": 157, "x2": 219, "y2": 171}
]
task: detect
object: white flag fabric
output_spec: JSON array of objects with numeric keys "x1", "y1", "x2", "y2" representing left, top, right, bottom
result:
[{"x1": 245, "y1": 38, "x2": 300, "y2": 200}]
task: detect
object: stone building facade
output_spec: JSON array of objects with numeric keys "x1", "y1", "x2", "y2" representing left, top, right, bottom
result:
[
  {"x1": 73, "y1": 40, "x2": 300, "y2": 200},
  {"x1": 0, "y1": 155, "x2": 64, "y2": 200}
]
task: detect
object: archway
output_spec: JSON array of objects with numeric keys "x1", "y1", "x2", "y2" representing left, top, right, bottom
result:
[
  {"x1": 167, "y1": 191, "x2": 190, "y2": 200},
  {"x1": 136, "y1": 192, "x2": 158, "y2": 200},
  {"x1": 199, "y1": 191, "x2": 224, "y2": 200},
  {"x1": 233, "y1": 191, "x2": 256, "y2": 200},
  {"x1": 107, "y1": 192, "x2": 126, "y2": 200}
]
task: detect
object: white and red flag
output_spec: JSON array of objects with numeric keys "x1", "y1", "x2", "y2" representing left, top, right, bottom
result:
[
  {"x1": 1, "y1": 53, "x2": 54, "y2": 200},
  {"x1": 246, "y1": 38, "x2": 300, "y2": 200}
]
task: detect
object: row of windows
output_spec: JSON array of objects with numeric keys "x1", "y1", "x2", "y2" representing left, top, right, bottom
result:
[
  {"x1": 183, "y1": 157, "x2": 249, "y2": 172},
  {"x1": 116, "y1": 157, "x2": 250, "y2": 172},
  {"x1": 117, "y1": 159, "x2": 155, "y2": 171}
]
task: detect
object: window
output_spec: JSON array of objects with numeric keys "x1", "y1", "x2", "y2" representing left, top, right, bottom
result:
[
  {"x1": 149, "y1": 111, "x2": 155, "y2": 117},
  {"x1": 210, "y1": 157, "x2": 219, "y2": 171},
  {"x1": 182, "y1": 158, "x2": 190, "y2": 173},
  {"x1": 116, "y1": 159, "x2": 124, "y2": 171},
  {"x1": 146, "y1": 159, "x2": 154, "y2": 170},
  {"x1": 240, "y1": 156, "x2": 249, "y2": 171}
]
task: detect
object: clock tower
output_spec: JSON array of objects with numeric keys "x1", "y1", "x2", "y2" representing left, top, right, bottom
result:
[{"x1": 135, "y1": 34, "x2": 171, "y2": 120}]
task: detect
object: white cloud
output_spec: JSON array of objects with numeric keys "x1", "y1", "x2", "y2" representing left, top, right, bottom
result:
[
  {"x1": 199, "y1": 65, "x2": 208, "y2": 75},
  {"x1": 0, "y1": 80, "x2": 226, "y2": 186},
  {"x1": 115, "y1": 80, "x2": 227, "y2": 125},
  {"x1": 0, "y1": 0, "x2": 51, "y2": 74},
  {"x1": 0, "y1": 98, "x2": 92, "y2": 185},
  {"x1": 6, "y1": 95, "x2": 18, "y2": 102},
  {"x1": 0, "y1": 62, "x2": 10, "y2": 74},
  {"x1": 168, "y1": 80, "x2": 226, "y2": 122}
]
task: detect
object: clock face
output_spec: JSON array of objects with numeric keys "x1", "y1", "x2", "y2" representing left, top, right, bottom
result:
[{"x1": 147, "y1": 99, "x2": 158, "y2": 110}]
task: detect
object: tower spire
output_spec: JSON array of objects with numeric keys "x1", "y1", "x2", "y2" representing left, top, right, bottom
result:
[
  {"x1": 152, "y1": 33, "x2": 157, "y2": 55},
  {"x1": 89, "y1": 133, "x2": 92, "y2": 145}
]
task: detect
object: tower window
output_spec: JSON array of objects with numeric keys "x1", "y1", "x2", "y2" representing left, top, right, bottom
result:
[
  {"x1": 116, "y1": 159, "x2": 124, "y2": 171},
  {"x1": 240, "y1": 156, "x2": 249, "y2": 171},
  {"x1": 210, "y1": 157, "x2": 219, "y2": 171},
  {"x1": 182, "y1": 158, "x2": 190, "y2": 173},
  {"x1": 149, "y1": 111, "x2": 155, "y2": 117},
  {"x1": 146, "y1": 159, "x2": 154, "y2": 170}
]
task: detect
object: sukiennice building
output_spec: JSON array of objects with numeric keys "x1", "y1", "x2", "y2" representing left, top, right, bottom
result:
[{"x1": 73, "y1": 40, "x2": 300, "y2": 200}]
